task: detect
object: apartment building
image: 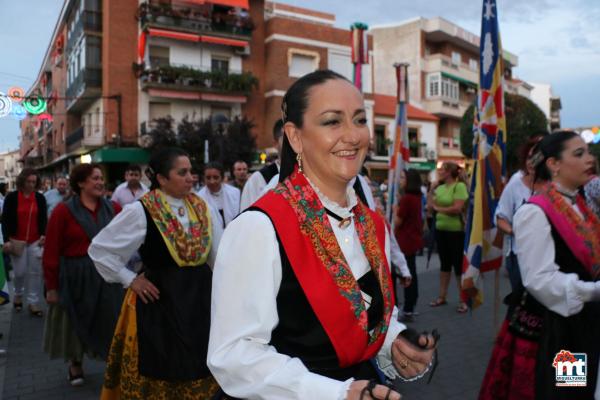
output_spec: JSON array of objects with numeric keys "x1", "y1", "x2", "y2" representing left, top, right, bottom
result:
[
  {"x1": 530, "y1": 82, "x2": 562, "y2": 130},
  {"x1": 22, "y1": 0, "x2": 266, "y2": 179},
  {"x1": 371, "y1": 17, "x2": 519, "y2": 163},
  {"x1": 262, "y1": 1, "x2": 374, "y2": 143},
  {"x1": 137, "y1": 0, "x2": 267, "y2": 144}
]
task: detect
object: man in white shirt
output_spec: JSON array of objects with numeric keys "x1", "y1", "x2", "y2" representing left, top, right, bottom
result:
[
  {"x1": 44, "y1": 177, "x2": 68, "y2": 217},
  {"x1": 111, "y1": 164, "x2": 149, "y2": 207},
  {"x1": 198, "y1": 162, "x2": 240, "y2": 228},
  {"x1": 240, "y1": 120, "x2": 284, "y2": 210}
]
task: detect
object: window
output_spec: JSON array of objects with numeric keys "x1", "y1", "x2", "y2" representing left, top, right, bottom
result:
[
  {"x1": 86, "y1": 36, "x2": 101, "y2": 67},
  {"x1": 328, "y1": 51, "x2": 353, "y2": 81},
  {"x1": 94, "y1": 107, "x2": 100, "y2": 133},
  {"x1": 469, "y1": 58, "x2": 478, "y2": 71},
  {"x1": 427, "y1": 73, "x2": 459, "y2": 102},
  {"x1": 288, "y1": 51, "x2": 318, "y2": 78},
  {"x1": 451, "y1": 51, "x2": 461, "y2": 66},
  {"x1": 211, "y1": 58, "x2": 230, "y2": 73},
  {"x1": 149, "y1": 102, "x2": 171, "y2": 124},
  {"x1": 149, "y1": 46, "x2": 170, "y2": 68},
  {"x1": 426, "y1": 74, "x2": 440, "y2": 97},
  {"x1": 408, "y1": 127, "x2": 420, "y2": 158},
  {"x1": 374, "y1": 124, "x2": 388, "y2": 156}
]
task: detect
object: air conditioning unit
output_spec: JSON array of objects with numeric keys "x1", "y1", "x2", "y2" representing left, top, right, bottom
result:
[{"x1": 235, "y1": 46, "x2": 251, "y2": 56}]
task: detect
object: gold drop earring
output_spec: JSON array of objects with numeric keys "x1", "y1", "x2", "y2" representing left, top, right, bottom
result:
[{"x1": 296, "y1": 153, "x2": 303, "y2": 173}]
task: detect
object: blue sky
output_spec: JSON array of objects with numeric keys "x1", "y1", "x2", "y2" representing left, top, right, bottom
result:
[{"x1": 1, "y1": 0, "x2": 598, "y2": 152}]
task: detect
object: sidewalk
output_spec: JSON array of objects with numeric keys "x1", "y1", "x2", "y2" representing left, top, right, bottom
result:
[
  {"x1": 1, "y1": 302, "x2": 104, "y2": 400},
  {"x1": 0, "y1": 254, "x2": 510, "y2": 400}
]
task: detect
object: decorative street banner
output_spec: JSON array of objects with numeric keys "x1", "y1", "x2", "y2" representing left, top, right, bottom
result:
[
  {"x1": 350, "y1": 22, "x2": 369, "y2": 91},
  {"x1": 462, "y1": 0, "x2": 506, "y2": 308},
  {"x1": 386, "y1": 63, "x2": 410, "y2": 227}
]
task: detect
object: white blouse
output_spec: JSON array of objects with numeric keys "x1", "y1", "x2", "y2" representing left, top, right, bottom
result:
[
  {"x1": 513, "y1": 203, "x2": 600, "y2": 317},
  {"x1": 88, "y1": 194, "x2": 223, "y2": 287},
  {"x1": 208, "y1": 183, "x2": 406, "y2": 400}
]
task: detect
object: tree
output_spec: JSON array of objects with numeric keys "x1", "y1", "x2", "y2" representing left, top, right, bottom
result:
[
  {"x1": 144, "y1": 115, "x2": 257, "y2": 173},
  {"x1": 460, "y1": 93, "x2": 548, "y2": 173}
]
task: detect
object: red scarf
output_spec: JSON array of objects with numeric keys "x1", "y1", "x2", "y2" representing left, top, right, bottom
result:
[
  {"x1": 529, "y1": 183, "x2": 600, "y2": 280},
  {"x1": 254, "y1": 170, "x2": 394, "y2": 367}
]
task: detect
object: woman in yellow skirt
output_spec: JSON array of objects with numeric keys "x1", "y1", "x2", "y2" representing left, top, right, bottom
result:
[{"x1": 89, "y1": 147, "x2": 223, "y2": 399}]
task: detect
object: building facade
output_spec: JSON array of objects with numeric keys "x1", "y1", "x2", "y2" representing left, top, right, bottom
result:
[
  {"x1": 370, "y1": 94, "x2": 439, "y2": 179},
  {"x1": 370, "y1": 17, "x2": 519, "y2": 164},
  {"x1": 530, "y1": 82, "x2": 562, "y2": 130},
  {"x1": 261, "y1": 1, "x2": 374, "y2": 147},
  {"x1": 21, "y1": 0, "x2": 266, "y2": 181},
  {"x1": 0, "y1": 150, "x2": 22, "y2": 190}
]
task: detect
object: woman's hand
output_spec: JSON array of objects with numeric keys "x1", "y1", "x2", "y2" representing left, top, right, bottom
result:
[
  {"x1": 46, "y1": 289, "x2": 59, "y2": 305},
  {"x1": 2, "y1": 242, "x2": 13, "y2": 254},
  {"x1": 130, "y1": 273, "x2": 160, "y2": 304},
  {"x1": 391, "y1": 333, "x2": 436, "y2": 379},
  {"x1": 38, "y1": 236, "x2": 45, "y2": 246},
  {"x1": 346, "y1": 380, "x2": 402, "y2": 400},
  {"x1": 400, "y1": 276, "x2": 412, "y2": 288}
]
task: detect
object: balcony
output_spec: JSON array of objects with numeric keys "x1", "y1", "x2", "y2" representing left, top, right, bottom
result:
[
  {"x1": 423, "y1": 98, "x2": 470, "y2": 119},
  {"x1": 438, "y1": 137, "x2": 463, "y2": 158},
  {"x1": 66, "y1": 67, "x2": 102, "y2": 111},
  {"x1": 139, "y1": 2, "x2": 253, "y2": 43},
  {"x1": 66, "y1": 11, "x2": 102, "y2": 52},
  {"x1": 140, "y1": 65, "x2": 258, "y2": 100},
  {"x1": 423, "y1": 54, "x2": 478, "y2": 87},
  {"x1": 83, "y1": 127, "x2": 105, "y2": 147}
]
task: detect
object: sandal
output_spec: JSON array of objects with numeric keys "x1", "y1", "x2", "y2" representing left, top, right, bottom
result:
[
  {"x1": 13, "y1": 302, "x2": 22, "y2": 312},
  {"x1": 28, "y1": 306, "x2": 44, "y2": 318},
  {"x1": 429, "y1": 298, "x2": 448, "y2": 307},
  {"x1": 456, "y1": 303, "x2": 469, "y2": 313},
  {"x1": 68, "y1": 365, "x2": 85, "y2": 387}
]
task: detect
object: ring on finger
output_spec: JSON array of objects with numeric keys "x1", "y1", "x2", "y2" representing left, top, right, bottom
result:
[
  {"x1": 399, "y1": 357, "x2": 409, "y2": 369},
  {"x1": 143, "y1": 289, "x2": 148, "y2": 294}
]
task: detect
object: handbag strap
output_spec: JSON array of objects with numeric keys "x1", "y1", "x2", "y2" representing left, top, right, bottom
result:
[{"x1": 24, "y1": 196, "x2": 34, "y2": 242}]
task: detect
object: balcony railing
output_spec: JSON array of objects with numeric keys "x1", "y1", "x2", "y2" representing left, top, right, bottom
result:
[
  {"x1": 138, "y1": 2, "x2": 253, "y2": 40},
  {"x1": 140, "y1": 65, "x2": 258, "y2": 94},
  {"x1": 67, "y1": 11, "x2": 102, "y2": 52},
  {"x1": 66, "y1": 67, "x2": 102, "y2": 109},
  {"x1": 423, "y1": 53, "x2": 478, "y2": 86}
]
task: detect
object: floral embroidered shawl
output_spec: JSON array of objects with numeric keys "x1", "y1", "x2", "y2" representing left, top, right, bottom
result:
[
  {"x1": 529, "y1": 183, "x2": 600, "y2": 280},
  {"x1": 140, "y1": 190, "x2": 212, "y2": 267}
]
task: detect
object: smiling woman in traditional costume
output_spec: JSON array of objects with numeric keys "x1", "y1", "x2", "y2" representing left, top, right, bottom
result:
[
  {"x1": 479, "y1": 131, "x2": 600, "y2": 400},
  {"x1": 208, "y1": 70, "x2": 437, "y2": 400},
  {"x1": 89, "y1": 147, "x2": 223, "y2": 399}
]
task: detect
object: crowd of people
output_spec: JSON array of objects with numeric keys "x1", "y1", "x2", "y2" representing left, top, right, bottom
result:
[{"x1": 0, "y1": 69, "x2": 598, "y2": 400}]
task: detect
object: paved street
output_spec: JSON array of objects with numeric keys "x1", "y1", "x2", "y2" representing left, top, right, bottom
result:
[{"x1": 0, "y1": 253, "x2": 510, "y2": 400}]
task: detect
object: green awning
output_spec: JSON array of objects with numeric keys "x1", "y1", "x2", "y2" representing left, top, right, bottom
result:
[
  {"x1": 408, "y1": 161, "x2": 436, "y2": 171},
  {"x1": 441, "y1": 72, "x2": 477, "y2": 88},
  {"x1": 91, "y1": 147, "x2": 150, "y2": 164}
]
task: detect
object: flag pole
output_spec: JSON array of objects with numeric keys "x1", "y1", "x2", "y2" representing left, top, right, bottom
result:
[{"x1": 350, "y1": 22, "x2": 369, "y2": 91}]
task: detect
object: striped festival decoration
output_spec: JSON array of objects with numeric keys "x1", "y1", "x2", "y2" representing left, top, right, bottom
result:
[
  {"x1": 461, "y1": 0, "x2": 507, "y2": 309},
  {"x1": 386, "y1": 63, "x2": 410, "y2": 226},
  {"x1": 350, "y1": 22, "x2": 369, "y2": 91}
]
